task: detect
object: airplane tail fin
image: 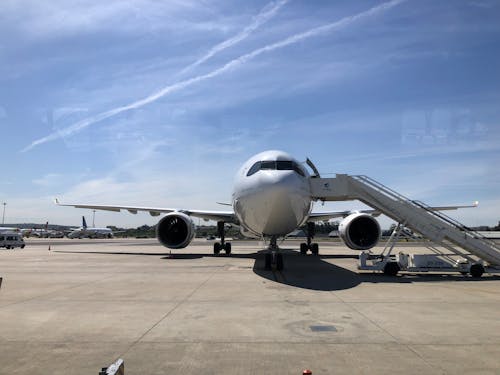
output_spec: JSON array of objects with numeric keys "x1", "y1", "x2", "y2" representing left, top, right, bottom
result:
[{"x1": 82, "y1": 216, "x2": 87, "y2": 229}]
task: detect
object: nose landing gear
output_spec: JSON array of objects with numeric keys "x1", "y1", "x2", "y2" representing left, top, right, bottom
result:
[
  {"x1": 300, "y1": 222, "x2": 319, "y2": 255},
  {"x1": 264, "y1": 236, "x2": 284, "y2": 271},
  {"x1": 213, "y1": 221, "x2": 231, "y2": 255}
]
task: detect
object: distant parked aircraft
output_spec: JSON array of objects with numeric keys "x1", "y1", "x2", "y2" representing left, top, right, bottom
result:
[
  {"x1": 67, "y1": 216, "x2": 114, "y2": 239},
  {"x1": 0, "y1": 226, "x2": 21, "y2": 233}
]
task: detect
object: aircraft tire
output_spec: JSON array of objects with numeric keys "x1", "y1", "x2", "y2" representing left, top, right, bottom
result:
[
  {"x1": 470, "y1": 264, "x2": 484, "y2": 278},
  {"x1": 213, "y1": 242, "x2": 221, "y2": 255},
  {"x1": 311, "y1": 243, "x2": 319, "y2": 255},
  {"x1": 300, "y1": 243, "x2": 308, "y2": 255},
  {"x1": 383, "y1": 262, "x2": 400, "y2": 276},
  {"x1": 224, "y1": 242, "x2": 231, "y2": 255}
]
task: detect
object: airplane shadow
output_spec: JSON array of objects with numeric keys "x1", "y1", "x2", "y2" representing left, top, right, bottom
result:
[
  {"x1": 253, "y1": 249, "x2": 500, "y2": 291},
  {"x1": 53, "y1": 250, "x2": 257, "y2": 261},
  {"x1": 54, "y1": 248, "x2": 500, "y2": 292},
  {"x1": 252, "y1": 249, "x2": 362, "y2": 291},
  {"x1": 53, "y1": 250, "x2": 203, "y2": 258}
]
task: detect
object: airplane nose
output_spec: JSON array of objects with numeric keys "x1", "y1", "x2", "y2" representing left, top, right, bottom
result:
[
  {"x1": 259, "y1": 170, "x2": 296, "y2": 188},
  {"x1": 234, "y1": 170, "x2": 311, "y2": 236}
]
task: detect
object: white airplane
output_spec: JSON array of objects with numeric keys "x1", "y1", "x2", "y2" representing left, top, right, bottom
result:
[
  {"x1": 0, "y1": 226, "x2": 22, "y2": 234},
  {"x1": 67, "y1": 216, "x2": 114, "y2": 239},
  {"x1": 56, "y1": 150, "x2": 477, "y2": 269}
]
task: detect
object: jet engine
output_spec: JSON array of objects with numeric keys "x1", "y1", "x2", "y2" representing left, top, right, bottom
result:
[
  {"x1": 156, "y1": 212, "x2": 195, "y2": 249},
  {"x1": 338, "y1": 213, "x2": 381, "y2": 250}
]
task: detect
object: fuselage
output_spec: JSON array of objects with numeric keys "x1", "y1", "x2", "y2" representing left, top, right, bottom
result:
[
  {"x1": 232, "y1": 150, "x2": 313, "y2": 237},
  {"x1": 68, "y1": 227, "x2": 112, "y2": 239}
]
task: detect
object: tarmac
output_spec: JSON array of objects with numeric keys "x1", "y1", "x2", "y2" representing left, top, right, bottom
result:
[{"x1": 0, "y1": 238, "x2": 499, "y2": 375}]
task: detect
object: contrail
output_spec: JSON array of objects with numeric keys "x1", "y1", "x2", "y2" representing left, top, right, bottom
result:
[
  {"x1": 177, "y1": 0, "x2": 289, "y2": 77},
  {"x1": 23, "y1": 0, "x2": 405, "y2": 152},
  {"x1": 22, "y1": 0, "x2": 289, "y2": 153}
]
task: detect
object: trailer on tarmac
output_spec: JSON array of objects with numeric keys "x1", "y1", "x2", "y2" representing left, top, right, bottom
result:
[
  {"x1": 358, "y1": 251, "x2": 492, "y2": 277},
  {"x1": 357, "y1": 223, "x2": 499, "y2": 278}
]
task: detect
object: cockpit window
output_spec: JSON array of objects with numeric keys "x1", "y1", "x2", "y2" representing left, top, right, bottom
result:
[
  {"x1": 246, "y1": 160, "x2": 305, "y2": 177},
  {"x1": 260, "y1": 161, "x2": 275, "y2": 170},
  {"x1": 247, "y1": 161, "x2": 261, "y2": 176},
  {"x1": 276, "y1": 161, "x2": 293, "y2": 170}
]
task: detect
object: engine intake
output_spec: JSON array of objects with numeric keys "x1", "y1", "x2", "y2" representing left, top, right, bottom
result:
[
  {"x1": 339, "y1": 213, "x2": 380, "y2": 250},
  {"x1": 156, "y1": 212, "x2": 195, "y2": 249}
]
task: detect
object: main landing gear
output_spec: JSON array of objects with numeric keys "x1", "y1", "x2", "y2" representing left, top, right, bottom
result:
[
  {"x1": 213, "y1": 221, "x2": 231, "y2": 255},
  {"x1": 264, "y1": 236, "x2": 284, "y2": 271},
  {"x1": 300, "y1": 222, "x2": 319, "y2": 255}
]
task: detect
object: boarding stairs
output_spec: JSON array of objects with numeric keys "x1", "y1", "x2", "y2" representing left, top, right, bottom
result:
[{"x1": 310, "y1": 174, "x2": 500, "y2": 267}]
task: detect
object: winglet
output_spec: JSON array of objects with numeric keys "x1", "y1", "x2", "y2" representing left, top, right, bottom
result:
[
  {"x1": 54, "y1": 198, "x2": 60, "y2": 205},
  {"x1": 473, "y1": 201, "x2": 479, "y2": 207}
]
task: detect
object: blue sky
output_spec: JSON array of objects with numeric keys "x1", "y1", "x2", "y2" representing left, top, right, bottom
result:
[{"x1": 1, "y1": 0, "x2": 499, "y2": 228}]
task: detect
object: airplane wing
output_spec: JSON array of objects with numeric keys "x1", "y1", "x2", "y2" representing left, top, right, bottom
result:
[
  {"x1": 308, "y1": 201, "x2": 479, "y2": 222},
  {"x1": 54, "y1": 199, "x2": 237, "y2": 223}
]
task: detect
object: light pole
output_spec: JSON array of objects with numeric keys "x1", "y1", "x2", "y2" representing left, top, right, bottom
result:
[
  {"x1": 92, "y1": 210, "x2": 96, "y2": 227},
  {"x1": 2, "y1": 202, "x2": 6, "y2": 225}
]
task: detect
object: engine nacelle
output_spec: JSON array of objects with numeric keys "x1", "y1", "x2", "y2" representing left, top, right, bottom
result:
[
  {"x1": 156, "y1": 212, "x2": 195, "y2": 249},
  {"x1": 339, "y1": 213, "x2": 381, "y2": 250}
]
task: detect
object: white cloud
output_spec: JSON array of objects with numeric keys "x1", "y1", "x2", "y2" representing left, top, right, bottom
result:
[{"x1": 176, "y1": 0, "x2": 289, "y2": 77}]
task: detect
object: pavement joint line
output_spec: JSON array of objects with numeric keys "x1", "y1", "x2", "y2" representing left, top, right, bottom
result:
[
  {"x1": 120, "y1": 267, "x2": 219, "y2": 357},
  {"x1": 405, "y1": 345, "x2": 451, "y2": 375}
]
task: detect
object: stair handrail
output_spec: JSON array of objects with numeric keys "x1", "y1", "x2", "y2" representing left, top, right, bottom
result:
[
  {"x1": 353, "y1": 175, "x2": 500, "y2": 251},
  {"x1": 412, "y1": 199, "x2": 500, "y2": 249}
]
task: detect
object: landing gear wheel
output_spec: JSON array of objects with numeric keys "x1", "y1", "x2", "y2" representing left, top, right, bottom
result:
[
  {"x1": 264, "y1": 253, "x2": 272, "y2": 270},
  {"x1": 276, "y1": 253, "x2": 284, "y2": 271},
  {"x1": 300, "y1": 243, "x2": 308, "y2": 255},
  {"x1": 213, "y1": 242, "x2": 221, "y2": 255},
  {"x1": 470, "y1": 264, "x2": 484, "y2": 278},
  {"x1": 383, "y1": 262, "x2": 400, "y2": 276},
  {"x1": 215, "y1": 220, "x2": 228, "y2": 256},
  {"x1": 311, "y1": 243, "x2": 319, "y2": 255}
]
